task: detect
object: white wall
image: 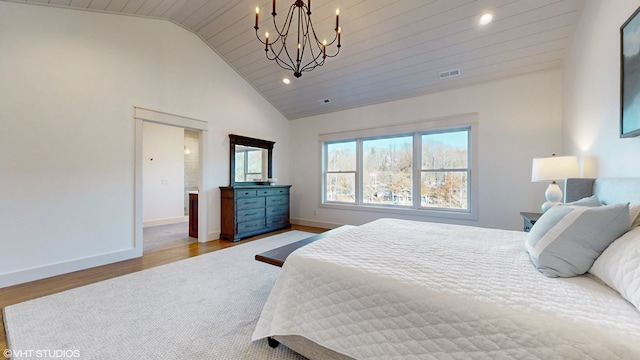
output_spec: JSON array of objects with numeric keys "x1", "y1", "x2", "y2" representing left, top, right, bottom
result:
[
  {"x1": 142, "y1": 123, "x2": 184, "y2": 226},
  {"x1": 0, "y1": 3, "x2": 289, "y2": 287},
  {"x1": 564, "y1": 0, "x2": 640, "y2": 176},
  {"x1": 289, "y1": 70, "x2": 564, "y2": 231}
]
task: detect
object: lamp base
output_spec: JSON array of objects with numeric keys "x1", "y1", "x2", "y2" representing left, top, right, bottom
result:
[{"x1": 541, "y1": 182, "x2": 563, "y2": 212}]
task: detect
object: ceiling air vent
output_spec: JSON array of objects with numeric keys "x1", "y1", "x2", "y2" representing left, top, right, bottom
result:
[{"x1": 439, "y1": 69, "x2": 460, "y2": 79}]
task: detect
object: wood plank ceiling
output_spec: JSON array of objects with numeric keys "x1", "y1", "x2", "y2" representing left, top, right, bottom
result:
[{"x1": 8, "y1": 0, "x2": 586, "y2": 120}]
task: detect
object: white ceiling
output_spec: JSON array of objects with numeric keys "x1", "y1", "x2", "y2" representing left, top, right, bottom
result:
[{"x1": 7, "y1": 0, "x2": 586, "y2": 120}]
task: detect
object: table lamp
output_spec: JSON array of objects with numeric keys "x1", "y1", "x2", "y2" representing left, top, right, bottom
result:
[{"x1": 531, "y1": 154, "x2": 579, "y2": 212}]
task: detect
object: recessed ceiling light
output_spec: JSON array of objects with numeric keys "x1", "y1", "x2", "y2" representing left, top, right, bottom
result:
[
  {"x1": 479, "y1": 13, "x2": 494, "y2": 25},
  {"x1": 282, "y1": 78, "x2": 291, "y2": 85}
]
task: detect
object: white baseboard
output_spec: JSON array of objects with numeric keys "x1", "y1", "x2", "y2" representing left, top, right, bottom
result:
[
  {"x1": 1, "y1": 229, "x2": 237, "y2": 288},
  {"x1": 143, "y1": 216, "x2": 187, "y2": 228},
  {"x1": 0, "y1": 248, "x2": 142, "y2": 289},
  {"x1": 207, "y1": 230, "x2": 221, "y2": 242},
  {"x1": 290, "y1": 218, "x2": 344, "y2": 230}
]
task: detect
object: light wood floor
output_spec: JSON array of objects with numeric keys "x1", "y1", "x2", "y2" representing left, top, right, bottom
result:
[{"x1": 0, "y1": 225, "x2": 326, "y2": 358}]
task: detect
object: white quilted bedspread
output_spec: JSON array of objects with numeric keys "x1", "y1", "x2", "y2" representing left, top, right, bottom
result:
[{"x1": 252, "y1": 218, "x2": 640, "y2": 359}]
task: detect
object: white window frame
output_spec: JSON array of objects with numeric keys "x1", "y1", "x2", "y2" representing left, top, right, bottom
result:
[
  {"x1": 319, "y1": 114, "x2": 478, "y2": 221},
  {"x1": 323, "y1": 141, "x2": 358, "y2": 203}
]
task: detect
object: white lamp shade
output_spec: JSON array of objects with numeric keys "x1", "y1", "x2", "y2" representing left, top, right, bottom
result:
[{"x1": 531, "y1": 155, "x2": 579, "y2": 182}]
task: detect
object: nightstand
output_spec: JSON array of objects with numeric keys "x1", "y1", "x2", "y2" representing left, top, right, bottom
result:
[{"x1": 520, "y1": 212, "x2": 542, "y2": 232}]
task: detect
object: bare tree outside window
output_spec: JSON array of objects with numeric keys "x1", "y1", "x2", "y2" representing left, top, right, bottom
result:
[
  {"x1": 363, "y1": 136, "x2": 412, "y2": 205},
  {"x1": 421, "y1": 131, "x2": 469, "y2": 210}
]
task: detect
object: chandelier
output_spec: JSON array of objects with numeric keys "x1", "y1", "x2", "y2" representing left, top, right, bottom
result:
[{"x1": 254, "y1": 0, "x2": 341, "y2": 78}]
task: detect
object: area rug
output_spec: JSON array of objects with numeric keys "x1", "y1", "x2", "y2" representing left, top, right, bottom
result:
[{"x1": 3, "y1": 231, "x2": 314, "y2": 359}]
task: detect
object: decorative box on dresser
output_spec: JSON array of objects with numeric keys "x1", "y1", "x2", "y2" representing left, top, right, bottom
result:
[{"x1": 220, "y1": 185, "x2": 291, "y2": 241}]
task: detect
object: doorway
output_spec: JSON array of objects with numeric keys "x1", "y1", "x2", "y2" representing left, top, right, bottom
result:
[
  {"x1": 141, "y1": 124, "x2": 200, "y2": 253},
  {"x1": 134, "y1": 107, "x2": 209, "y2": 256}
]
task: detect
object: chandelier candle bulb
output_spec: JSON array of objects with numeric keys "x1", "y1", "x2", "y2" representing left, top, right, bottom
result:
[
  {"x1": 307, "y1": 0, "x2": 310, "y2": 13},
  {"x1": 265, "y1": 32, "x2": 269, "y2": 50},
  {"x1": 272, "y1": 0, "x2": 276, "y2": 15},
  {"x1": 255, "y1": 7, "x2": 259, "y2": 29},
  {"x1": 336, "y1": 9, "x2": 340, "y2": 30}
]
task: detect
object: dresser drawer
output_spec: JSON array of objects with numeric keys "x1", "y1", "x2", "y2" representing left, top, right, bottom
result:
[
  {"x1": 265, "y1": 188, "x2": 289, "y2": 196},
  {"x1": 266, "y1": 204, "x2": 289, "y2": 217},
  {"x1": 256, "y1": 188, "x2": 272, "y2": 197},
  {"x1": 266, "y1": 195, "x2": 289, "y2": 206},
  {"x1": 235, "y1": 190, "x2": 257, "y2": 198},
  {"x1": 237, "y1": 218, "x2": 265, "y2": 233},
  {"x1": 266, "y1": 215, "x2": 289, "y2": 227},
  {"x1": 237, "y1": 197, "x2": 266, "y2": 209},
  {"x1": 237, "y1": 208, "x2": 265, "y2": 222}
]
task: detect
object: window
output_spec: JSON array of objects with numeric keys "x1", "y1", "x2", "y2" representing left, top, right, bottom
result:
[
  {"x1": 320, "y1": 116, "x2": 476, "y2": 219},
  {"x1": 421, "y1": 131, "x2": 469, "y2": 210},
  {"x1": 325, "y1": 142, "x2": 356, "y2": 203},
  {"x1": 363, "y1": 136, "x2": 413, "y2": 205}
]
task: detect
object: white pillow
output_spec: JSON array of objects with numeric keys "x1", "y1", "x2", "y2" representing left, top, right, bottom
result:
[
  {"x1": 567, "y1": 195, "x2": 602, "y2": 207},
  {"x1": 589, "y1": 226, "x2": 640, "y2": 311}
]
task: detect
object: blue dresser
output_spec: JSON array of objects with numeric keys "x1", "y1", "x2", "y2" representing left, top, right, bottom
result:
[{"x1": 220, "y1": 185, "x2": 291, "y2": 241}]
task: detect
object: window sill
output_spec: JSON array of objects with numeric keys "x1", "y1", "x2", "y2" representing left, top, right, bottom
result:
[{"x1": 319, "y1": 202, "x2": 478, "y2": 221}]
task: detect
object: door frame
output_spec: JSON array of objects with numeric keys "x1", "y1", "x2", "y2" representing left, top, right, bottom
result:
[{"x1": 134, "y1": 107, "x2": 209, "y2": 253}]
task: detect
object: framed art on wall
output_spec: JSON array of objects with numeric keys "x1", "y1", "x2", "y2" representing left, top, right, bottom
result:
[{"x1": 621, "y1": 6, "x2": 640, "y2": 138}]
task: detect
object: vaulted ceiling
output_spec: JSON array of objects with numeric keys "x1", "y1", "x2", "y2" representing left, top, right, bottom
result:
[{"x1": 7, "y1": 0, "x2": 585, "y2": 120}]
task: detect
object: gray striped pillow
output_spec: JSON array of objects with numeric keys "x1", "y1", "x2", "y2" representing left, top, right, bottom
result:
[{"x1": 525, "y1": 203, "x2": 630, "y2": 277}]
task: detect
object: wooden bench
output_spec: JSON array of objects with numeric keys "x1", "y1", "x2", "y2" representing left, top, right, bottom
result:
[{"x1": 255, "y1": 225, "x2": 355, "y2": 267}]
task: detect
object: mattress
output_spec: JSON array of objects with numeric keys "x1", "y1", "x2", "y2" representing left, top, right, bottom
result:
[{"x1": 252, "y1": 218, "x2": 640, "y2": 359}]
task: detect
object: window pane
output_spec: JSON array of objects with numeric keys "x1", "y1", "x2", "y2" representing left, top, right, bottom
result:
[
  {"x1": 421, "y1": 171, "x2": 468, "y2": 209},
  {"x1": 422, "y1": 131, "x2": 468, "y2": 169},
  {"x1": 247, "y1": 150, "x2": 263, "y2": 174},
  {"x1": 235, "y1": 152, "x2": 245, "y2": 182},
  {"x1": 327, "y1": 142, "x2": 356, "y2": 172},
  {"x1": 325, "y1": 173, "x2": 355, "y2": 203},
  {"x1": 363, "y1": 136, "x2": 412, "y2": 206}
]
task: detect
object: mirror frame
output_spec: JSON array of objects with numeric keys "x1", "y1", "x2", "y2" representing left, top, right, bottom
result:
[{"x1": 229, "y1": 134, "x2": 274, "y2": 186}]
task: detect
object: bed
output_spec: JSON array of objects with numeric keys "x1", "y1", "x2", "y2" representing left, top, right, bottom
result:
[{"x1": 252, "y1": 177, "x2": 640, "y2": 359}]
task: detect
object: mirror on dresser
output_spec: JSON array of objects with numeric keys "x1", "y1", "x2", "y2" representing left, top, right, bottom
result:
[
  {"x1": 220, "y1": 134, "x2": 290, "y2": 241},
  {"x1": 228, "y1": 134, "x2": 274, "y2": 186}
]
